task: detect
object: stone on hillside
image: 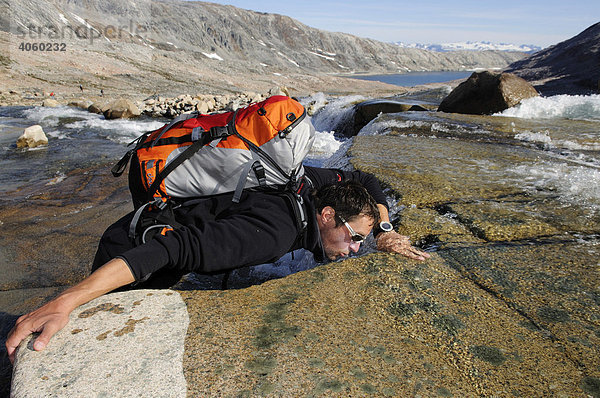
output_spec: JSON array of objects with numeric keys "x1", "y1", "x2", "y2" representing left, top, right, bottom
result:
[
  {"x1": 87, "y1": 102, "x2": 107, "y2": 114},
  {"x1": 11, "y1": 290, "x2": 188, "y2": 397},
  {"x1": 438, "y1": 71, "x2": 539, "y2": 115},
  {"x1": 196, "y1": 101, "x2": 210, "y2": 114},
  {"x1": 42, "y1": 99, "x2": 59, "y2": 107},
  {"x1": 16, "y1": 125, "x2": 48, "y2": 148},
  {"x1": 68, "y1": 99, "x2": 93, "y2": 110},
  {"x1": 103, "y1": 98, "x2": 141, "y2": 119},
  {"x1": 251, "y1": 93, "x2": 264, "y2": 103},
  {"x1": 268, "y1": 86, "x2": 290, "y2": 97}
]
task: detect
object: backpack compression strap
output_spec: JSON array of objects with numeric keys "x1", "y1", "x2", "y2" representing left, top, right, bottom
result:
[
  {"x1": 232, "y1": 150, "x2": 267, "y2": 203},
  {"x1": 144, "y1": 123, "x2": 234, "y2": 202},
  {"x1": 150, "y1": 112, "x2": 199, "y2": 148}
]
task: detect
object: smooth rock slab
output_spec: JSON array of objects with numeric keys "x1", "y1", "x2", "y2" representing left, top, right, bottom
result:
[{"x1": 11, "y1": 290, "x2": 189, "y2": 398}]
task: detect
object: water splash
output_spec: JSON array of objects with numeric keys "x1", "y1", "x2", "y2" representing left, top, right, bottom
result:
[
  {"x1": 302, "y1": 93, "x2": 365, "y2": 132},
  {"x1": 509, "y1": 161, "x2": 600, "y2": 210},
  {"x1": 496, "y1": 94, "x2": 600, "y2": 121}
]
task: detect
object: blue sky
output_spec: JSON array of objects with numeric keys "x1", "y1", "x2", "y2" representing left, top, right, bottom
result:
[{"x1": 204, "y1": 0, "x2": 599, "y2": 47}]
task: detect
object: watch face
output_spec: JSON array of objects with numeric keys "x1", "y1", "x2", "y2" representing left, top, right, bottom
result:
[{"x1": 380, "y1": 221, "x2": 393, "y2": 232}]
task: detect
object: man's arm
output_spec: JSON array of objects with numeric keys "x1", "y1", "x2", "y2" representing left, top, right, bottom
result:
[
  {"x1": 374, "y1": 204, "x2": 430, "y2": 261},
  {"x1": 5, "y1": 258, "x2": 135, "y2": 363}
]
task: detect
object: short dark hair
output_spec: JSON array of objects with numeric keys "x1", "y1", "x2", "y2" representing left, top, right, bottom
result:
[{"x1": 313, "y1": 180, "x2": 380, "y2": 227}]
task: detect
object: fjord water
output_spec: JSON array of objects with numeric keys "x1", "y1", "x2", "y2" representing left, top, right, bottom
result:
[{"x1": 349, "y1": 71, "x2": 472, "y2": 87}]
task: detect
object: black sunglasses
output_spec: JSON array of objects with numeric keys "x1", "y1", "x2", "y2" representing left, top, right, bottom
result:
[{"x1": 337, "y1": 215, "x2": 366, "y2": 243}]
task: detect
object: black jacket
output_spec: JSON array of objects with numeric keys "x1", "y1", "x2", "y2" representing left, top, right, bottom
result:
[{"x1": 118, "y1": 166, "x2": 387, "y2": 281}]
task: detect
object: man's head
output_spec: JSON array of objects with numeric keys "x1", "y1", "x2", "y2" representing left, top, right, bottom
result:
[{"x1": 313, "y1": 180, "x2": 380, "y2": 260}]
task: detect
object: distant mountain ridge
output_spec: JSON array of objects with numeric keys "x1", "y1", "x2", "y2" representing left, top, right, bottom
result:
[{"x1": 396, "y1": 41, "x2": 542, "y2": 54}]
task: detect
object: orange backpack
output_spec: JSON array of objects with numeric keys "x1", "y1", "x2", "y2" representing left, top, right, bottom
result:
[{"x1": 113, "y1": 95, "x2": 315, "y2": 210}]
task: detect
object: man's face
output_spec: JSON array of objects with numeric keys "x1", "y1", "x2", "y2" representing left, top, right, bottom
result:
[{"x1": 317, "y1": 207, "x2": 374, "y2": 261}]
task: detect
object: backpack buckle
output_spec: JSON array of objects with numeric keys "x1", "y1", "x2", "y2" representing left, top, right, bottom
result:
[
  {"x1": 153, "y1": 197, "x2": 168, "y2": 210},
  {"x1": 278, "y1": 126, "x2": 292, "y2": 138},
  {"x1": 208, "y1": 126, "x2": 231, "y2": 141}
]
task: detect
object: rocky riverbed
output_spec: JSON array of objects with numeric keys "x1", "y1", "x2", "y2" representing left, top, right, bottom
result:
[{"x1": 2, "y1": 89, "x2": 600, "y2": 396}]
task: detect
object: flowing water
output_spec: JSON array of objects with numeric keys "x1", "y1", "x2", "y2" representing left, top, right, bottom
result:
[{"x1": 1, "y1": 91, "x2": 600, "y2": 286}]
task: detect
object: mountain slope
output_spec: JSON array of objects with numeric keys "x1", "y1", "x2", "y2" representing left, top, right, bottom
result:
[
  {"x1": 505, "y1": 23, "x2": 600, "y2": 95},
  {"x1": 1, "y1": 0, "x2": 527, "y2": 97}
]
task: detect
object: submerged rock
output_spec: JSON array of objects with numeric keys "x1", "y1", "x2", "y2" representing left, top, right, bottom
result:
[
  {"x1": 350, "y1": 99, "x2": 427, "y2": 136},
  {"x1": 438, "y1": 71, "x2": 538, "y2": 115},
  {"x1": 16, "y1": 125, "x2": 48, "y2": 148}
]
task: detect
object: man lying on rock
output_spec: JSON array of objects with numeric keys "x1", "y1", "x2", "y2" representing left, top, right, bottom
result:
[{"x1": 6, "y1": 167, "x2": 429, "y2": 363}]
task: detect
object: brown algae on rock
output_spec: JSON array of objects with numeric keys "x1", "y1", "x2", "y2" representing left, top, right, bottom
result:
[{"x1": 78, "y1": 303, "x2": 125, "y2": 318}]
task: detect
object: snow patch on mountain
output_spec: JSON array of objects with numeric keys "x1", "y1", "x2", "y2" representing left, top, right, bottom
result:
[{"x1": 395, "y1": 41, "x2": 542, "y2": 54}]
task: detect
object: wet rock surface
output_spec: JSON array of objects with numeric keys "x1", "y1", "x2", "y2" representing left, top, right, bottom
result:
[
  {"x1": 0, "y1": 164, "x2": 131, "y2": 294},
  {"x1": 350, "y1": 126, "x2": 600, "y2": 396},
  {"x1": 180, "y1": 250, "x2": 594, "y2": 396},
  {"x1": 176, "y1": 120, "x2": 598, "y2": 395}
]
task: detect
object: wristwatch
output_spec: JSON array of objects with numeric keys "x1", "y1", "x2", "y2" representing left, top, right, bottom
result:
[{"x1": 373, "y1": 221, "x2": 393, "y2": 238}]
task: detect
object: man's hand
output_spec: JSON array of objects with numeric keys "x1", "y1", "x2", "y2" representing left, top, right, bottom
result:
[
  {"x1": 6, "y1": 298, "x2": 71, "y2": 363},
  {"x1": 5, "y1": 258, "x2": 135, "y2": 364},
  {"x1": 376, "y1": 231, "x2": 431, "y2": 261}
]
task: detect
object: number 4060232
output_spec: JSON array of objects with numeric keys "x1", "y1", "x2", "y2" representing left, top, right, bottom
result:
[{"x1": 18, "y1": 42, "x2": 67, "y2": 51}]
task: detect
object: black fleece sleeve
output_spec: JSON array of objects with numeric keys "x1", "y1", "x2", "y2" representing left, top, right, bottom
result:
[
  {"x1": 120, "y1": 193, "x2": 299, "y2": 281},
  {"x1": 304, "y1": 166, "x2": 388, "y2": 209}
]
